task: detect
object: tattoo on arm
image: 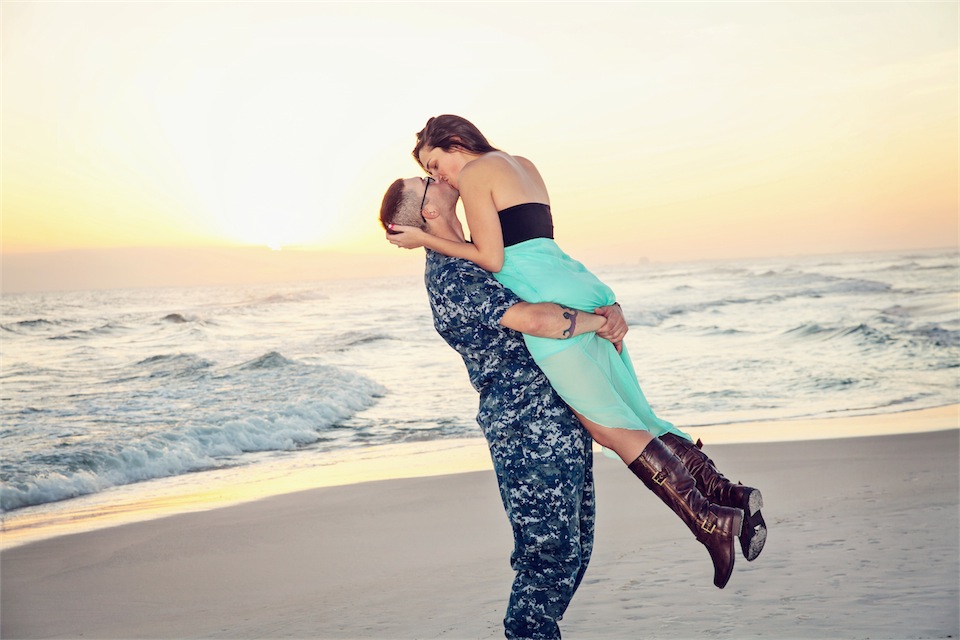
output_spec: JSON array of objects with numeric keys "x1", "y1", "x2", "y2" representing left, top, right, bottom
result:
[{"x1": 561, "y1": 306, "x2": 577, "y2": 339}]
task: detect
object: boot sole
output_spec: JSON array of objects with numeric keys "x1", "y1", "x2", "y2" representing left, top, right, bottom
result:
[
  {"x1": 741, "y1": 488, "x2": 767, "y2": 562},
  {"x1": 744, "y1": 512, "x2": 767, "y2": 561},
  {"x1": 746, "y1": 487, "x2": 763, "y2": 516}
]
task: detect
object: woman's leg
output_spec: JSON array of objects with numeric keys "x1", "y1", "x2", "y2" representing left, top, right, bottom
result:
[{"x1": 571, "y1": 410, "x2": 653, "y2": 463}]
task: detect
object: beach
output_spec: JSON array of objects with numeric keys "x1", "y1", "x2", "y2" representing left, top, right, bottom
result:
[
  {"x1": 2, "y1": 408, "x2": 957, "y2": 639},
  {"x1": 4, "y1": 1, "x2": 956, "y2": 636}
]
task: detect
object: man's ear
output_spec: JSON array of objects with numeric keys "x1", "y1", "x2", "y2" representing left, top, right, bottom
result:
[{"x1": 421, "y1": 206, "x2": 442, "y2": 221}]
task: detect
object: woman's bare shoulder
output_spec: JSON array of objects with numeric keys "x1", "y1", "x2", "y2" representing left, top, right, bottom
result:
[
  {"x1": 512, "y1": 154, "x2": 534, "y2": 167},
  {"x1": 512, "y1": 155, "x2": 541, "y2": 174},
  {"x1": 461, "y1": 151, "x2": 512, "y2": 181},
  {"x1": 461, "y1": 152, "x2": 545, "y2": 197},
  {"x1": 472, "y1": 151, "x2": 537, "y2": 175}
]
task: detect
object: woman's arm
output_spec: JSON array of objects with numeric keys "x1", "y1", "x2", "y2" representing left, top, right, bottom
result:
[
  {"x1": 412, "y1": 230, "x2": 496, "y2": 267},
  {"x1": 405, "y1": 214, "x2": 501, "y2": 271},
  {"x1": 500, "y1": 302, "x2": 605, "y2": 340},
  {"x1": 455, "y1": 160, "x2": 505, "y2": 272},
  {"x1": 389, "y1": 158, "x2": 506, "y2": 271}
]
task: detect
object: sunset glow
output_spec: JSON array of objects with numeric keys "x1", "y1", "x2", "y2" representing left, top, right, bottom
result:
[{"x1": 2, "y1": 2, "x2": 956, "y2": 292}]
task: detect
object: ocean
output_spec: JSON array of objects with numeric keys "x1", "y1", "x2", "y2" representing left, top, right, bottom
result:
[{"x1": 2, "y1": 248, "x2": 957, "y2": 526}]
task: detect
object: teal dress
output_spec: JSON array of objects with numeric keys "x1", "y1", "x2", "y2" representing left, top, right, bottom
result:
[{"x1": 493, "y1": 203, "x2": 691, "y2": 441}]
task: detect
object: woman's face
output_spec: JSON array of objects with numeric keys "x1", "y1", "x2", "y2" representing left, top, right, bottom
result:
[{"x1": 418, "y1": 146, "x2": 464, "y2": 189}]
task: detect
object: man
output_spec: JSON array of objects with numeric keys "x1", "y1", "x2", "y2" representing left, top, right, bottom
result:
[{"x1": 380, "y1": 176, "x2": 627, "y2": 639}]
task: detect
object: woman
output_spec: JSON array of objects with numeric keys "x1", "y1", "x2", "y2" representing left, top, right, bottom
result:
[{"x1": 388, "y1": 115, "x2": 766, "y2": 588}]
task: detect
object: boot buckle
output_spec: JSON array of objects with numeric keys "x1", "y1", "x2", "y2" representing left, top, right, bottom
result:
[
  {"x1": 700, "y1": 519, "x2": 717, "y2": 534},
  {"x1": 652, "y1": 469, "x2": 669, "y2": 486}
]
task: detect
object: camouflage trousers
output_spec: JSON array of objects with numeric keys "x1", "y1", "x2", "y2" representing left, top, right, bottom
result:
[{"x1": 483, "y1": 410, "x2": 596, "y2": 639}]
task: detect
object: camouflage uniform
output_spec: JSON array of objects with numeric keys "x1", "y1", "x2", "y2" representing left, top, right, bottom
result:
[{"x1": 424, "y1": 250, "x2": 596, "y2": 639}]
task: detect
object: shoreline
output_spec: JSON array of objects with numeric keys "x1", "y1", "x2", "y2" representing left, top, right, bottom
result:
[{"x1": 2, "y1": 404, "x2": 957, "y2": 551}]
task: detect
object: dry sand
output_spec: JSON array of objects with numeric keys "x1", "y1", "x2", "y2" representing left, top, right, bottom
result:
[{"x1": 2, "y1": 415, "x2": 957, "y2": 639}]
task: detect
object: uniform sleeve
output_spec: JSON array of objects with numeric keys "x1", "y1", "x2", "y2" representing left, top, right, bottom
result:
[{"x1": 436, "y1": 259, "x2": 522, "y2": 331}]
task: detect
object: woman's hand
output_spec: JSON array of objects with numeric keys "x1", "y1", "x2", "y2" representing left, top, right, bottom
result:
[
  {"x1": 386, "y1": 224, "x2": 428, "y2": 250},
  {"x1": 594, "y1": 303, "x2": 628, "y2": 353}
]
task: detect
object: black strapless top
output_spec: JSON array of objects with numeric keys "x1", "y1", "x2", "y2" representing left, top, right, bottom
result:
[{"x1": 499, "y1": 203, "x2": 554, "y2": 247}]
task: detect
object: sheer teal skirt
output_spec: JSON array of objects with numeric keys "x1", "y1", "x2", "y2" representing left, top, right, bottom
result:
[{"x1": 494, "y1": 238, "x2": 690, "y2": 441}]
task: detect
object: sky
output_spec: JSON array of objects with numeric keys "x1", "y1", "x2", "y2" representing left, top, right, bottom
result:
[{"x1": 2, "y1": 1, "x2": 957, "y2": 293}]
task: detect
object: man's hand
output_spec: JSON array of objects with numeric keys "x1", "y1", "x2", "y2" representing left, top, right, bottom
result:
[
  {"x1": 595, "y1": 303, "x2": 627, "y2": 353},
  {"x1": 386, "y1": 224, "x2": 428, "y2": 250}
]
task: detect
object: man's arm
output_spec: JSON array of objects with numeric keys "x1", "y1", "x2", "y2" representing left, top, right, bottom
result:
[
  {"x1": 429, "y1": 255, "x2": 626, "y2": 345},
  {"x1": 500, "y1": 302, "x2": 606, "y2": 340}
]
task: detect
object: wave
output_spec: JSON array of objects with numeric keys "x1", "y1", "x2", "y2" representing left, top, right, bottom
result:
[
  {"x1": 781, "y1": 322, "x2": 893, "y2": 345},
  {"x1": 235, "y1": 290, "x2": 330, "y2": 308},
  {"x1": 877, "y1": 303, "x2": 960, "y2": 348},
  {"x1": 625, "y1": 270, "x2": 890, "y2": 328},
  {"x1": 818, "y1": 278, "x2": 891, "y2": 296},
  {"x1": 696, "y1": 326, "x2": 752, "y2": 336},
  {"x1": 327, "y1": 331, "x2": 395, "y2": 352},
  {"x1": 811, "y1": 376, "x2": 858, "y2": 390},
  {"x1": 0, "y1": 361, "x2": 386, "y2": 512},
  {"x1": 629, "y1": 293, "x2": 789, "y2": 327},
  {"x1": 260, "y1": 292, "x2": 319, "y2": 304},
  {"x1": 818, "y1": 395, "x2": 937, "y2": 415},
  {"x1": 753, "y1": 269, "x2": 892, "y2": 297},
  {"x1": 133, "y1": 353, "x2": 215, "y2": 379},
  {"x1": 906, "y1": 324, "x2": 960, "y2": 348},
  {"x1": 236, "y1": 351, "x2": 297, "y2": 369},
  {"x1": 875, "y1": 260, "x2": 957, "y2": 273},
  {"x1": 160, "y1": 313, "x2": 215, "y2": 326},
  {"x1": 49, "y1": 322, "x2": 130, "y2": 341},
  {"x1": 1, "y1": 318, "x2": 61, "y2": 332},
  {"x1": 778, "y1": 316, "x2": 957, "y2": 377}
]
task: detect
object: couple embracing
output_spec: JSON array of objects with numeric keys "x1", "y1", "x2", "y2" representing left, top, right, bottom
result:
[{"x1": 379, "y1": 115, "x2": 767, "y2": 640}]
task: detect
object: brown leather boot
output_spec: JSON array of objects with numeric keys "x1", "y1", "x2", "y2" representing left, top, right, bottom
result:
[
  {"x1": 628, "y1": 437, "x2": 743, "y2": 589},
  {"x1": 660, "y1": 433, "x2": 767, "y2": 562}
]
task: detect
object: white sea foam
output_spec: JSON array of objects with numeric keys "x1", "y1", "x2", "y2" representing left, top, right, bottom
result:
[{"x1": 1, "y1": 350, "x2": 385, "y2": 511}]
